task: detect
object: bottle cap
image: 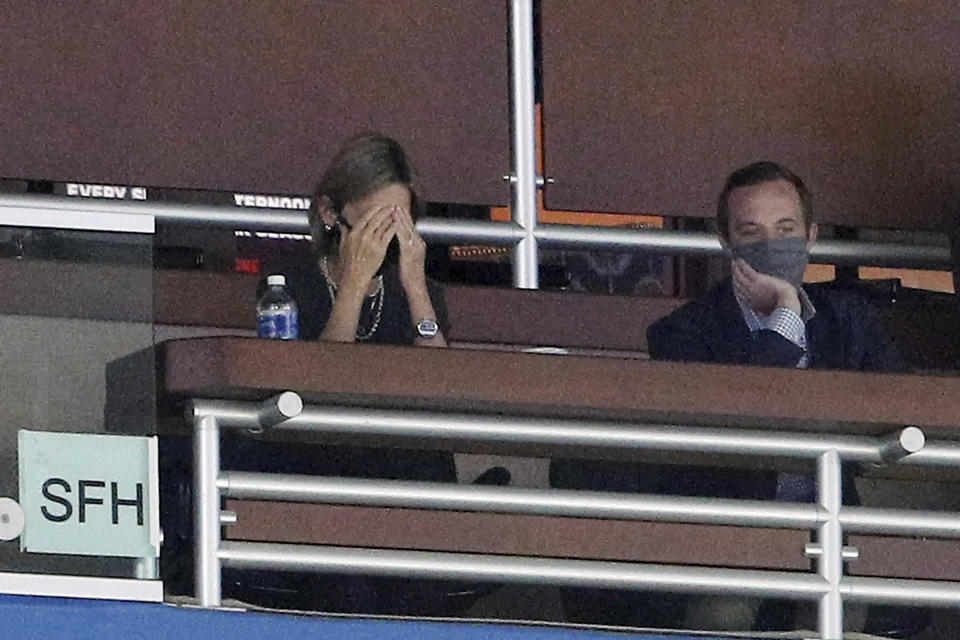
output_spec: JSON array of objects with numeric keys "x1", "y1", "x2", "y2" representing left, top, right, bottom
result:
[{"x1": 266, "y1": 274, "x2": 286, "y2": 286}]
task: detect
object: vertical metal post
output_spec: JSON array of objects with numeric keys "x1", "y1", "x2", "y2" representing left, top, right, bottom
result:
[
  {"x1": 817, "y1": 450, "x2": 844, "y2": 639},
  {"x1": 509, "y1": 0, "x2": 539, "y2": 289},
  {"x1": 135, "y1": 556, "x2": 159, "y2": 580},
  {"x1": 194, "y1": 413, "x2": 222, "y2": 606}
]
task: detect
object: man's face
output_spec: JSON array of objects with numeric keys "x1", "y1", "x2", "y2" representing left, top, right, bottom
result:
[{"x1": 724, "y1": 178, "x2": 816, "y2": 249}]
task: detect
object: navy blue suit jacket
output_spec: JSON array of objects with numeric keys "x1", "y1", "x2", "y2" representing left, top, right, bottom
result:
[
  {"x1": 647, "y1": 280, "x2": 903, "y2": 372},
  {"x1": 550, "y1": 280, "x2": 901, "y2": 500}
]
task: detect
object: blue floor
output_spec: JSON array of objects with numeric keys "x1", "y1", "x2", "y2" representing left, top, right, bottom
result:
[{"x1": 0, "y1": 593, "x2": 746, "y2": 640}]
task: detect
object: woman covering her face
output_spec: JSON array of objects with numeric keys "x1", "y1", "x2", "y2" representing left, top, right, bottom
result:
[
  {"x1": 288, "y1": 132, "x2": 449, "y2": 346},
  {"x1": 219, "y1": 134, "x2": 458, "y2": 613}
]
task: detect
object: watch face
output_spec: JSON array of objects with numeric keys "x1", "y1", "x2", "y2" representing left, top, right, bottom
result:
[{"x1": 417, "y1": 318, "x2": 439, "y2": 337}]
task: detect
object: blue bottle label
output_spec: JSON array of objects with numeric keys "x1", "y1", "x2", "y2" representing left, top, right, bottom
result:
[
  {"x1": 277, "y1": 308, "x2": 298, "y2": 339},
  {"x1": 258, "y1": 308, "x2": 298, "y2": 339},
  {"x1": 257, "y1": 312, "x2": 278, "y2": 339}
]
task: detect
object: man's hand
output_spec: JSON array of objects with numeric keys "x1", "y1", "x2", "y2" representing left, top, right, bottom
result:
[{"x1": 731, "y1": 258, "x2": 801, "y2": 316}]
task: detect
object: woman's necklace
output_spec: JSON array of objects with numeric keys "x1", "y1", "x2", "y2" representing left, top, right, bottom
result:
[{"x1": 320, "y1": 256, "x2": 385, "y2": 341}]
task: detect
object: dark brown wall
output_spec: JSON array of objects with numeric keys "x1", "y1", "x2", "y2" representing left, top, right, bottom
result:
[
  {"x1": 152, "y1": 269, "x2": 677, "y2": 352},
  {"x1": 2, "y1": 260, "x2": 957, "y2": 364},
  {"x1": 0, "y1": 2, "x2": 509, "y2": 205},
  {"x1": 542, "y1": 1, "x2": 960, "y2": 230}
]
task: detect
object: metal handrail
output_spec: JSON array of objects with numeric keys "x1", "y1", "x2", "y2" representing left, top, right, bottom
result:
[
  {"x1": 217, "y1": 543, "x2": 829, "y2": 598},
  {"x1": 189, "y1": 398, "x2": 925, "y2": 464},
  {"x1": 217, "y1": 471, "x2": 960, "y2": 538},
  {"x1": 188, "y1": 392, "x2": 960, "y2": 640},
  {"x1": 0, "y1": 191, "x2": 952, "y2": 270}
]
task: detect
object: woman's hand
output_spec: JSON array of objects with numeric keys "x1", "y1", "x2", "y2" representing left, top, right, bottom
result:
[
  {"x1": 392, "y1": 206, "x2": 446, "y2": 347},
  {"x1": 319, "y1": 205, "x2": 395, "y2": 343},
  {"x1": 338, "y1": 204, "x2": 397, "y2": 290},
  {"x1": 394, "y1": 206, "x2": 428, "y2": 292}
]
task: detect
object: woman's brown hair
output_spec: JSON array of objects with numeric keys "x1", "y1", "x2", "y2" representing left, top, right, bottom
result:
[{"x1": 308, "y1": 133, "x2": 421, "y2": 255}]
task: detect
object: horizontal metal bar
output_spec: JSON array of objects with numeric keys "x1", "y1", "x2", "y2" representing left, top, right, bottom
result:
[
  {"x1": 813, "y1": 239, "x2": 952, "y2": 270},
  {"x1": 417, "y1": 216, "x2": 523, "y2": 245},
  {"x1": 1, "y1": 193, "x2": 949, "y2": 268},
  {"x1": 218, "y1": 542, "x2": 826, "y2": 599},
  {"x1": 840, "y1": 506, "x2": 960, "y2": 538},
  {"x1": 277, "y1": 407, "x2": 895, "y2": 463},
  {"x1": 535, "y1": 225, "x2": 721, "y2": 255},
  {"x1": 220, "y1": 472, "x2": 960, "y2": 538},
  {"x1": 220, "y1": 543, "x2": 960, "y2": 607},
  {"x1": 191, "y1": 398, "x2": 936, "y2": 464},
  {"x1": 901, "y1": 441, "x2": 960, "y2": 467},
  {"x1": 535, "y1": 225, "x2": 950, "y2": 270},
  {"x1": 218, "y1": 472, "x2": 821, "y2": 529},
  {"x1": 187, "y1": 400, "x2": 263, "y2": 429},
  {"x1": 0, "y1": 192, "x2": 308, "y2": 232},
  {"x1": 844, "y1": 576, "x2": 960, "y2": 607},
  {"x1": 0, "y1": 193, "x2": 154, "y2": 233}
]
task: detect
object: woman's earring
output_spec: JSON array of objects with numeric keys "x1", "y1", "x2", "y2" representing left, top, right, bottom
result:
[{"x1": 316, "y1": 195, "x2": 337, "y2": 232}]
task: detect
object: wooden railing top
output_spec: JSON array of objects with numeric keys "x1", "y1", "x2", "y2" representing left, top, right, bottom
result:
[{"x1": 126, "y1": 337, "x2": 960, "y2": 439}]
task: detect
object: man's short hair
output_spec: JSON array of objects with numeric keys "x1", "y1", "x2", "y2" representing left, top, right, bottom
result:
[{"x1": 716, "y1": 161, "x2": 814, "y2": 239}]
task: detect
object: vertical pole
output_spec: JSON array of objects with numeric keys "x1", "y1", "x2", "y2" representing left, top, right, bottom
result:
[
  {"x1": 194, "y1": 413, "x2": 222, "y2": 607},
  {"x1": 135, "y1": 556, "x2": 159, "y2": 580},
  {"x1": 509, "y1": 0, "x2": 539, "y2": 289},
  {"x1": 817, "y1": 450, "x2": 844, "y2": 639}
]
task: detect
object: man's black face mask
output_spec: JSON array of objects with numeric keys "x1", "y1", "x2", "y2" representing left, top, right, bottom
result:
[{"x1": 732, "y1": 236, "x2": 809, "y2": 290}]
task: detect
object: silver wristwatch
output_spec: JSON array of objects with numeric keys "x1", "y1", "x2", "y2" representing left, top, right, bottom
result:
[{"x1": 416, "y1": 318, "x2": 439, "y2": 338}]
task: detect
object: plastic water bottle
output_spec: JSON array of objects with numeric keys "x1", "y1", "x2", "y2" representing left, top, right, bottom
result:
[{"x1": 257, "y1": 274, "x2": 299, "y2": 339}]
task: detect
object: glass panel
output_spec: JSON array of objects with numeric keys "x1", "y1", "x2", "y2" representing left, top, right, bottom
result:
[{"x1": 0, "y1": 222, "x2": 155, "y2": 578}]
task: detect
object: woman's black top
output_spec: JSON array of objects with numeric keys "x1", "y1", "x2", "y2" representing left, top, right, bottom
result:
[{"x1": 265, "y1": 261, "x2": 450, "y2": 344}]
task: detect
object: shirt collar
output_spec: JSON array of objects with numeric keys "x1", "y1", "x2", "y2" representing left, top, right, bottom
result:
[{"x1": 736, "y1": 286, "x2": 816, "y2": 331}]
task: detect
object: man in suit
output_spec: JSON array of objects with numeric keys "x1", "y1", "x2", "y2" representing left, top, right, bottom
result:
[
  {"x1": 551, "y1": 161, "x2": 923, "y2": 635},
  {"x1": 648, "y1": 160, "x2": 900, "y2": 371}
]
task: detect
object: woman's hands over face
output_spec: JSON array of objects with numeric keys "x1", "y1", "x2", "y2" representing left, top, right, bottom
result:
[
  {"x1": 338, "y1": 204, "x2": 397, "y2": 286},
  {"x1": 393, "y1": 205, "x2": 428, "y2": 289},
  {"x1": 335, "y1": 183, "x2": 426, "y2": 294}
]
